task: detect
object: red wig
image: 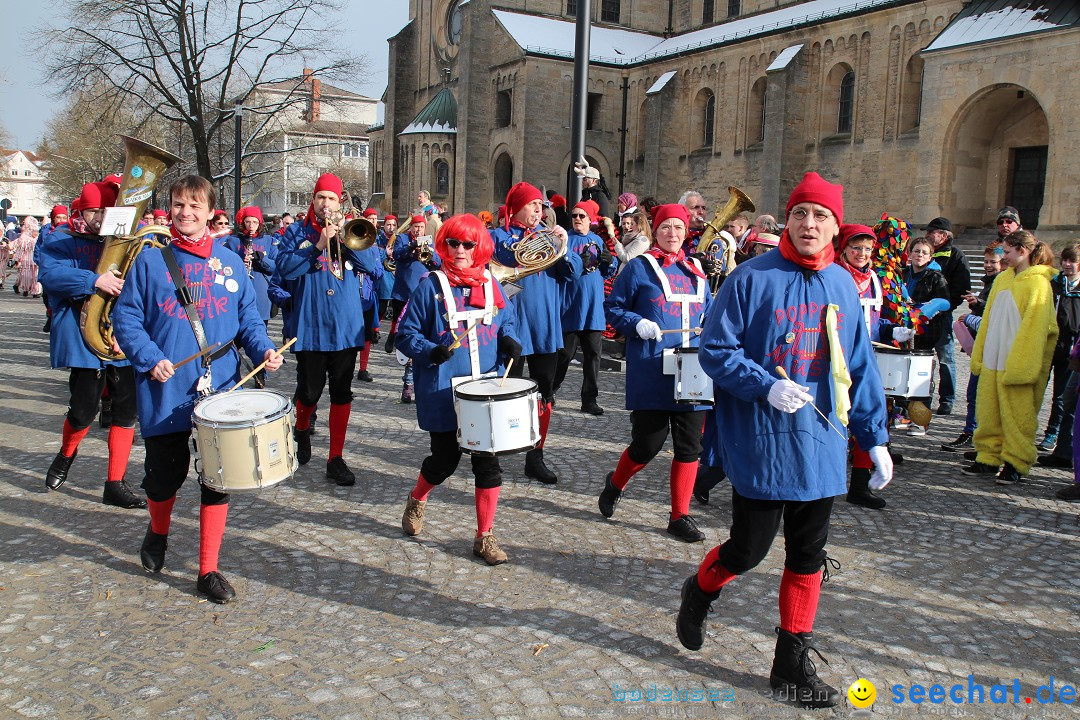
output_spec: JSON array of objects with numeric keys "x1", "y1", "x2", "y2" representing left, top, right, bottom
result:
[{"x1": 435, "y1": 213, "x2": 494, "y2": 269}]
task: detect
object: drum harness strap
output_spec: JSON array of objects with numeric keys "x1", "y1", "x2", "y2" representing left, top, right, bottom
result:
[
  {"x1": 434, "y1": 270, "x2": 495, "y2": 380},
  {"x1": 859, "y1": 272, "x2": 883, "y2": 337},
  {"x1": 642, "y1": 254, "x2": 706, "y2": 348},
  {"x1": 162, "y1": 246, "x2": 234, "y2": 396}
]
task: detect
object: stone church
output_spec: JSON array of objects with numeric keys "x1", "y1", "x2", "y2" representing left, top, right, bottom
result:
[{"x1": 369, "y1": 0, "x2": 1079, "y2": 238}]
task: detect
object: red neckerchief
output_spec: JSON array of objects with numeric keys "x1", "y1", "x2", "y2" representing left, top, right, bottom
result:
[
  {"x1": 442, "y1": 263, "x2": 505, "y2": 309},
  {"x1": 837, "y1": 257, "x2": 873, "y2": 294},
  {"x1": 169, "y1": 226, "x2": 213, "y2": 258},
  {"x1": 70, "y1": 216, "x2": 90, "y2": 235},
  {"x1": 246, "y1": 227, "x2": 259, "y2": 239},
  {"x1": 646, "y1": 247, "x2": 706, "y2": 279},
  {"x1": 779, "y1": 228, "x2": 835, "y2": 271}
]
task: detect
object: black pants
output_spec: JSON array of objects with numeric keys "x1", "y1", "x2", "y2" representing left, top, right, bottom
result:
[
  {"x1": 68, "y1": 366, "x2": 137, "y2": 430},
  {"x1": 717, "y1": 490, "x2": 834, "y2": 575},
  {"x1": 379, "y1": 298, "x2": 392, "y2": 321},
  {"x1": 627, "y1": 409, "x2": 705, "y2": 464},
  {"x1": 390, "y1": 299, "x2": 407, "y2": 329},
  {"x1": 295, "y1": 349, "x2": 357, "y2": 406},
  {"x1": 142, "y1": 431, "x2": 228, "y2": 505},
  {"x1": 420, "y1": 431, "x2": 502, "y2": 488},
  {"x1": 509, "y1": 352, "x2": 558, "y2": 404},
  {"x1": 553, "y1": 330, "x2": 602, "y2": 404}
]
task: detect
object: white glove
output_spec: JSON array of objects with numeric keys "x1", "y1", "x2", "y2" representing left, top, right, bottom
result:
[
  {"x1": 868, "y1": 445, "x2": 894, "y2": 490},
  {"x1": 892, "y1": 326, "x2": 915, "y2": 343},
  {"x1": 767, "y1": 379, "x2": 813, "y2": 413},
  {"x1": 635, "y1": 319, "x2": 662, "y2": 341}
]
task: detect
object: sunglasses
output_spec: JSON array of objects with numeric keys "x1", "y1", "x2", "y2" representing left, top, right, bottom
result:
[
  {"x1": 996, "y1": 218, "x2": 1016, "y2": 225},
  {"x1": 570, "y1": 213, "x2": 590, "y2": 219},
  {"x1": 446, "y1": 239, "x2": 476, "y2": 250}
]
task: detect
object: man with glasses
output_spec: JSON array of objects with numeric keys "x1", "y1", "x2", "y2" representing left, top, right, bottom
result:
[
  {"x1": 996, "y1": 206, "x2": 1021, "y2": 241},
  {"x1": 924, "y1": 216, "x2": 971, "y2": 415},
  {"x1": 679, "y1": 190, "x2": 709, "y2": 254}
]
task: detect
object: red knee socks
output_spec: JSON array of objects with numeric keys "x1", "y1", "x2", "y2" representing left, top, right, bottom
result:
[
  {"x1": 358, "y1": 342, "x2": 371, "y2": 372},
  {"x1": 474, "y1": 486, "x2": 501, "y2": 536},
  {"x1": 778, "y1": 568, "x2": 823, "y2": 634},
  {"x1": 106, "y1": 426, "x2": 135, "y2": 482},
  {"x1": 411, "y1": 473, "x2": 438, "y2": 502},
  {"x1": 295, "y1": 401, "x2": 316, "y2": 432},
  {"x1": 851, "y1": 440, "x2": 872, "y2": 470},
  {"x1": 537, "y1": 402, "x2": 552, "y2": 449},
  {"x1": 696, "y1": 545, "x2": 738, "y2": 594},
  {"x1": 60, "y1": 419, "x2": 90, "y2": 458},
  {"x1": 610, "y1": 448, "x2": 647, "y2": 490},
  {"x1": 147, "y1": 496, "x2": 176, "y2": 535},
  {"x1": 669, "y1": 459, "x2": 697, "y2": 520},
  {"x1": 328, "y1": 402, "x2": 350, "y2": 459},
  {"x1": 199, "y1": 503, "x2": 229, "y2": 576}
]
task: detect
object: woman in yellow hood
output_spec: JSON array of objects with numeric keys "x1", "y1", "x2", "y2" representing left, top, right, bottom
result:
[{"x1": 965, "y1": 230, "x2": 1058, "y2": 484}]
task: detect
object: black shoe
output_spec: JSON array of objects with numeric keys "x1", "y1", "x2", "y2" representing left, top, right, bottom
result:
[
  {"x1": 1038, "y1": 453, "x2": 1073, "y2": 469},
  {"x1": 769, "y1": 628, "x2": 840, "y2": 708},
  {"x1": 524, "y1": 448, "x2": 557, "y2": 484},
  {"x1": 676, "y1": 575, "x2": 720, "y2": 651},
  {"x1": 888, "y1": 448, "x2": 904, "y2": 465},
  {"x1": 383, "y1": 332, "x2": 396, "y2": 354},
  {"x1": 102, "y1": 480, "x2": 147, "y2": 509},
  {"x1": 140, "y1": 523, "x2": 168, "y2": 573},
  {"x1": 666, "y1": 514, "x2": 706, "y2": 542},
  {"x1": 693, "y1": 486, "x2": 710, "y2": 505},
  {"x1": 580, "y1": 402, "x2": 604, "y2": 416},
  {"x1": 42, "y1": 317, "x2": 51, "y2": 333},
  {"x1": 598, "y1": 472, "x2": 622, "y2": 518},
  {"x1": 294, "y1": 428, "x2": 311, "y2": 465},
  {"x1": 196, "y1": 571, "x2": 237, "y2": 604},
  {"x1": 326, "y1": 456, "x2": 356, "y2": 486},
  {"x1": 846, "y1": 467, "x2": 886, "y2": 509},
  {"x1": 99, "y1": 398, "x2": 113, "y2": 429},
  {"x1": 994, "y1": 462, "x2": 1023, "y2": 486},
  {"x1": 941, "y1": 433, "x2": 974, "y2": 453},
  {"x1": 961, "y1": 461, "x2": 999, "y2": 476},
  {"x1": 963, "y1": 450, "x2": 978, "y2": 461},
  {"x1": 356, "y1": 369, "x2": 373, "y2": 382},
  {"x1": 45, "y1": 450, "x2": 77, "y2": 490},
  {"x1": 936, "y1": 402, "x2": 953, "y2": 416}
]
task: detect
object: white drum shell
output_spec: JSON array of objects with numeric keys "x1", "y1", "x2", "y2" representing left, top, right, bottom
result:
[
  {"x1": 454, "y1": 377, "x2": 541, "y2": 455},
  {"x1": 874, "y1": 350, "x2": 938, "y2": 399},
  {"x1": 192, "y1": 389, "x2": 299, "y2": 492},
  {"x1": 662, "y1": 348, "x2": 714, "y2": 405}
]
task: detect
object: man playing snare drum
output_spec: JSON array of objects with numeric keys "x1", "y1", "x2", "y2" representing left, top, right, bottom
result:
[{"x1": 112, "y1": 175, "x2": 283, "y2": 604}]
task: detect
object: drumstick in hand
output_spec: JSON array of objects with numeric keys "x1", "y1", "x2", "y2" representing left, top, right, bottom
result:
[
  {"x1": 449, "y1": 319, "x2": 481, "y2": 351},
  {"x1": 228, "y1": 337, "x2": 297, "y2": 393},
  {"x1": 658, "y1": 327, "x2": 703, "y2": 336},
  {"x1": 775, "y1": 366, "x2": 847, "y2": 440},
  {"x1": 500, "y1": 358, "x2": 514, "y2": 387},
  {"x1": 172, "y1": 342, "x2": 222, "y2": 370}
]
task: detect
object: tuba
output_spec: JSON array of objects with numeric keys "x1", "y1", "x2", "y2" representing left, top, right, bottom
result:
[
  {"x1": 81, "y1": 135, "x2": 180, "y2": 361},
  {"x1": 697, "y1": 186, "x2": 755, "y2": 293},
  {"x1": 488, "y1": 227, "x2": 568, "y2": 285},
  {"x1": 326, "y1": 190, "x2": 378, "y2": 280}
]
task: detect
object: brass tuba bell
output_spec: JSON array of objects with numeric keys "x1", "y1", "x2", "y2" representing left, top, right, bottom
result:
[{"x1": 327, "y1": 191, "x2": 378, "y2": 279}]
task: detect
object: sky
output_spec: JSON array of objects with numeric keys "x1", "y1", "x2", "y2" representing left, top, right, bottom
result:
[{"x1": 0, "y1": 0, "x2": 409, "y2": 150}]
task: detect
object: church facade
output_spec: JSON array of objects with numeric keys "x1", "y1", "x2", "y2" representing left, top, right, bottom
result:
[{"x1": 369, "y1": 0, "x2": 1079, "y2": 238}]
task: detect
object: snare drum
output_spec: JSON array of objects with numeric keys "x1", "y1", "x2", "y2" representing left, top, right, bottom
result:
[
  {"x1": 192, "y1": 389, "x2": 298, "y2": 492},
  {"x1": 874, "y1": 348, "x2": 937, "y2": 400},
  {"x1": 662, "y1": 347, "x2": 714, "y2": 405},
  {"x1": 454, "y1": 377, "x2": 540, "y2": 455}
]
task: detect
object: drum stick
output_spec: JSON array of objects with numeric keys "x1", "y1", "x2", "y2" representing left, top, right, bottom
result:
[
  {"x1": 775, "y1": 366, "x2": 847, "y2": 440},
  {"x1": 228, "y1": 337, "x2": 297, "y2": 393},
  {"x1": 500, "y1": 358, "x2": 514, "y2": 387},
  {"x1": 448, "y1": 319, "x2": 481, "y2": 351},
  {"x1": 172, "y1": 342, "x2": 222, "y2": 370},
  {"x1": 658, "y1": 327, "x2": 703, "y2": 336},
  {"x1": 871, "y1": 341, "x2": 894, "y2": 350}
]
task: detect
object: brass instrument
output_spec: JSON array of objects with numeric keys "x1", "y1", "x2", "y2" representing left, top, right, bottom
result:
[
  {"x1": 81, "y1": 135, "x2": 180, "y2": 361},
  {"x1": 489, "y1": 227, "x2": 568, "y2": 285},
  {"x1": 416, "y1": 235, "x2": 434, "y2": 264},
  {"x1": 698, "y1": 185, "x2": 755, "y2": 293},
  {"x1": 326, "y1": 190, "x2": 378, "y2": 280}
]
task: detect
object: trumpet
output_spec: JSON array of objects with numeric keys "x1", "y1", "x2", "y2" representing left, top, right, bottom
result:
[{"x1": 325, "y1": 190, "x2": 377, "y2": 280}]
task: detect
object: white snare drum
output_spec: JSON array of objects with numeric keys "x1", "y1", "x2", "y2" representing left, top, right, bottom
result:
[
  {"x1": 192, "y1": 389, "x2": 298, "y2": 492},
  {"x1": 874, "y1": 348, "x2": 937, "y2": 399},
  {"x1": 662, "y1": 347, "x2": 714, "y2": 405},
  {"x1": 454, "y1": 377, "x2": 541, "y2": 455}
]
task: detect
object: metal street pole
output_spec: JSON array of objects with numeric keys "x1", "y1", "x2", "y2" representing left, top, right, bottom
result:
[
  {"x1": 569, "y1": 0, "x2": 591, "y2": 207},
  {"x1": 234, "y1": 102, "x2": 243, "y2": 213}
]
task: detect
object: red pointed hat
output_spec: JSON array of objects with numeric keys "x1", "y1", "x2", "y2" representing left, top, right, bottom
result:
[
  {"x1": 574, "y1": 200, "x2": 599, "y2": 224},
  {"x1": 504, "y1": 182, "x2": 543, "y2": 229},
  {"x1": 50, "y1": 205, "x2": 69, "y2": 219},
  {"x1": 76, "y1": 181, "x2": 117, "y2": 211},
  {"x1": 650, "y1": 203, "x2": 691, "y2": 234},
  {"x1": 786, "y1": 171, "x2": 844, "y2": 225},
  {"x1": 313, "y1": 173, "x2": 343, "y2": 199}
]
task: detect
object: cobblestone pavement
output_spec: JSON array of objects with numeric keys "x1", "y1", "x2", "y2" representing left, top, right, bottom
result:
[{"x1": 1, "y1": 291, "x2": 1078, "y2": 720}]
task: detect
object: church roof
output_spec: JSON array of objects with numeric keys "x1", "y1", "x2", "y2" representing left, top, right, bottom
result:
[
  {"x1": 924, "y1": 0, "x2": 1080, "y2": 52},
  {"x1": 493, "y1": 0, "x2": 903, "y2": 66},
  {"x1": 400, "y1": 87, "x2": 457, "y2": 135}
]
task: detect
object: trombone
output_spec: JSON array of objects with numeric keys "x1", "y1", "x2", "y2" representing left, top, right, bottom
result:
[{"x1": 326, "y1": 190, "x2": 378, "y2": 280}]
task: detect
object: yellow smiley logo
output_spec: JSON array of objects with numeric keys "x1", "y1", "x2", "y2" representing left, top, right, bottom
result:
[{"x1": 848, "y1": 678, "x2": 877, "y2": 709}]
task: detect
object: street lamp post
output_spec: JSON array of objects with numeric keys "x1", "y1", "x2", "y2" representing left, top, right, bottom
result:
[{"x1": 234, "y1": 101, "x2": 243, "y2": 213}]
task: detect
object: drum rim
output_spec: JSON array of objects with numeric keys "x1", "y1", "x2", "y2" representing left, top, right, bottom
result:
[
  {"x1": 874, "y1": 347, "x2": 936, "y2": 356},
  {"x1": 193, "y1": 389, "x2": 291, "y2": 426},
  {"x1": 454, "y1": 377, "x2": 538, "y2": 402}
]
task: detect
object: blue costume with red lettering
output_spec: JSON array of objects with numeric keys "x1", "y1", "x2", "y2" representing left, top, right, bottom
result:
[
  {"x1": 560, "y1": 230, "x2": 618, "y2": 332},
  {"x1": 375, "y1": 229, "x2": 395, "y2": 302},
  {"x1": 224, "y1": 232, "x2": 279, "y2": 322}
]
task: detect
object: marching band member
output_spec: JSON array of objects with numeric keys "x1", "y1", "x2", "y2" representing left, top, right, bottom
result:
[
  {"x1": 36, "y1": 204, "x2": 70, "y2": 333},
  {"x1": 274, "y1": 173, "x2": 380, "y2": 485},
  {"x1": 554, "y1": 200, "x2": 617, "y2": 416},
  {"x1": 599, "y1": 204, "x2": 710, "y2": 542},
  {"x1": 491, "y1": 182, "x2": 581, "y2": 483},
  {"x1": 395, "y1": 214, "x2": 522, "y2": 564},
  {"x1": 111, "y1": 175, "x2": 283, "y2": 603},
  {"x1": 224, "y1": 206, "x2": 277, "y2": 325},
  {"x1": 388, "y1": 214, "x2": 441, "y2": 402},
  {"x1": 676, "y1": 173, "x2": 891, "y2": 708},
  {"x1": 375, "y1": 213, "x2": 397, "y2": 321},
  {"x1": 38, "y1": 182, "x2": 144, "y2": 509},
  {"x1": 354, "y1": 211, "x2": 384, "y2": 383},
  {"x1": 678, "y1": 190, "x2": 708, "y2": 254}
]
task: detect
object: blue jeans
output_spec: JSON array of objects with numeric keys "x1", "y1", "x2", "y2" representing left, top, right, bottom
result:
[
  {"x1": 933, "y1": 330, "x2": 956, "y2": 406},
  {"x1": 963, "y1": 373, "x2": 979, "y2": 434}
]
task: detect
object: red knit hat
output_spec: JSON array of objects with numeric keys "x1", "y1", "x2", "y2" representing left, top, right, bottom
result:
[
  {"x1": 313, "y1": 173, "x2": 343, "y2": 200},
  {"x1": 101, "y1": 174, "x2": 122, "y2": 191},
  {"x1": 786, "y1": 172, "x2": 844, "y2": 225},
  {"x1": 362, "y1": 208, "x2": 378, "y2": 218},
  {"x1": 152, "y1": 209, "x2": 168, "y2": 219},
  {"x1": 77, "y1": 181, "x2": 117, "y2": 211},
  {"x1": 237, "y1": 206, "x2": 264, "y2": 226},
  {"x1": 384, "y1": 214, "x2": 398, "y2": 222},
  {"x1": 573, "y1": 200, "x2": 599, "y2": 225},
  {"x1": 838, "y1": 223, "x2": 876, "y2": 252},
  {"x1": 550, "y1": 194, "x2": 567, "y2": 209},
  {"x1": 50, "y1": 205, "x2": 69, "y2": 220},
  {"x1": 650, "y1": 203, "x2": 691, "y2": 234},
  {"x1": 504, "y1": 182, "x2": 543, "y2": 229},
  {"x1": 410, "y1": 214, "x2": 426, "y2": 226}
]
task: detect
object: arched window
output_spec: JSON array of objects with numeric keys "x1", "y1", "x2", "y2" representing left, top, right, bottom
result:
[
  {"x1": 493, "y1": 153, "x2": 513, "y2": 205},
  {"x1": 747, "y1": 76, "x2": 767, "y2": 145},
  {"x1": 899, "y1": 54, "x2": 923, "y2": 132},
  {"x1": 703, "y1": 0, "x2": 714, "y2": 24},
  {"x1": 838, "y1": 71, "x2": 855, "y2": 134},
  {"x1": 637, "y1": 100, "x2": 648, "y2": 158},
  {"x1": 495, "y1": 90, "x2": 512, "y2": 128},
  {"x1": 693, "y1": 89, "x2": 715, "y2": 149},
  {"x1": 704, "y1": 94, "x2": 715, "y2": 147},
  {"x1": 434, "y1": 159, "x2": 450, "y2": 196}
]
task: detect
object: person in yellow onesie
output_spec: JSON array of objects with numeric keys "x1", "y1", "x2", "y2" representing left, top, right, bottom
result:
[{"x1": 964, "y1": 230, "x2": 1057, "y2": 485}]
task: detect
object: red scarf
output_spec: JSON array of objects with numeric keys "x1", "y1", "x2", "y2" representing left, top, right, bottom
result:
[
  {"x1": 837, "y1": 257, "x2": 873, "y2": 295},
  {"x1": 646, "y1": 247, "x2": 706, "y2": 279},
  {"x1": 442, "y1": 264, "x2": 505, "y2": 310},
  {"x1": 169, "y1": 226, "x2": 213, "y2": 258},
  {"x1": 70, "y1": 216, "x2": 90, "y2": 235},
  {"x1": 778, "y1": 228, "x2": 835, "y2": 271}
]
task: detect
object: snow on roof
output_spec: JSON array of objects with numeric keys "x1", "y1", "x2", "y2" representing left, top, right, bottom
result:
[
  {"x1": 767, "y1": 44, "x2": 804, "y2": 71},
  {"x1": 646, "y1": 71, "x2": 677, "y2": 95},
  {"x1": 494, "y1": 0, "x2": 899, "y2": 66},
  {"x1": 924, "y1": 0, "x2": 1079, "y2": 52}
]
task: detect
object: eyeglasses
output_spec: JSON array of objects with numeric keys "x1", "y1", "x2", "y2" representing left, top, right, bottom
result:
[
  {"x1": 846, "y1": 246, "x2": 873, "y2": 254},
  {"x1": 570, "y1": 213, "x2": 589, "y2": 220},
  {"x1": 996, "y1": 219, "x2": 1016, "y2": 226},
  {"x1": 213, "y1": 221, "x2": 229, "y2": 226},
  {"x1": 790, "y1": 208, "x2": 833, "y2": 223},
  {"x1": 446, "y1": 239, "x2": 476, "y2": 250}
]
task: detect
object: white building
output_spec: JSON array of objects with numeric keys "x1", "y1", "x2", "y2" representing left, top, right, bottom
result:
[{"x1": 0, "y1": 149, "x2": 53, "y2": 220}]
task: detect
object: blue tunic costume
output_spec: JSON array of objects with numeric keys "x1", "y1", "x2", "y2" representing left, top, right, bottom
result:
[
  {"x1": 391, "y1": 232, "x2": 442, "y2": 302},
  {"x1": 223, "y1": 232, "x2": 279, "y2": 322},
  {"x1": 375, "y1": 229, "x2": 395, "y2": 301},
  {"x1": 560, "y1": 230, "x2": 618, "y2": 332}
]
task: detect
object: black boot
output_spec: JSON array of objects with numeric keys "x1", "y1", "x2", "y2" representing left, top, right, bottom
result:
[
  {"x1": 99, "y1": 397, "x2": 113, "y2": 429},
  {"x1": 769, "y1": 628, "x2": 840, "y2": 708},
  {"x1": 102, "y1": 480, "x2": 148, "y2": 509},
  {"x1": 524, "y1": 448, "x2": 557, "y2": 484},
  {"x1": 383, "y1": 331, "x2": 397, "y2": 354},
  {"x1": 140, "y1": 523, "x2": 168, "y2": 573},
  {"x1": 598, "y1": 471, "x2": 622, "y2": 518},
  {"x1": 846, "y1": 467, "x2": 885, "y2": 509},
  {"x1": 676, "y1": 574, "x2": 721, "y2": 650},
  {"x1": 294, "y1": 427, "x2": 311, "y2": 465},
  {"x1": 45, "y1": 450, "x2": 77, "y2": 490}
]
